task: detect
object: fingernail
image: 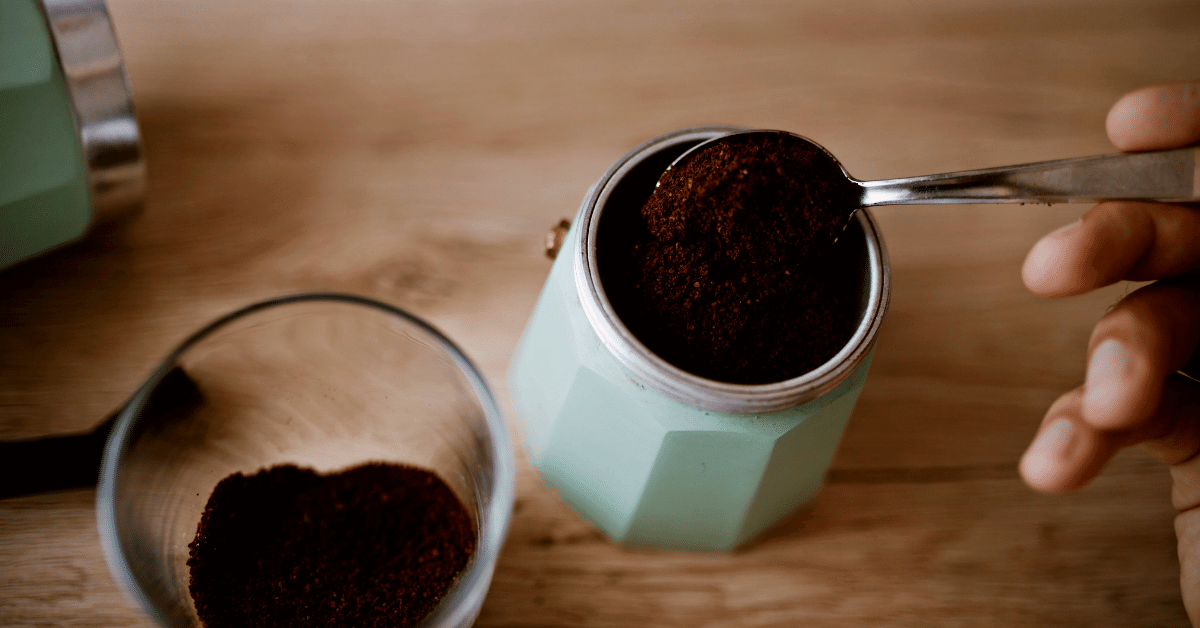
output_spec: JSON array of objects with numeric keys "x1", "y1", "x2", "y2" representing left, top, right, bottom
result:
[
  {"x1": 1084, "y1": 339, "x2": 1134, "y2": 425},
  {"x1": 1020, "y1": 419, "x2": 1080, "y2": 487},
  {"x1": 1050, "y1": 218, "x2": 1082, "y2": 236}
]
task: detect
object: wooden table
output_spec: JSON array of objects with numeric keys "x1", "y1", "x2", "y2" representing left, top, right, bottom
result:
[{"x1": 2, "y1": 0, "x2": 1198, "y2": 625}]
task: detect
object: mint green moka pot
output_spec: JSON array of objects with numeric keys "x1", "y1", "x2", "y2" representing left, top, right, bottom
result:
[
  {"x1": 0, "y1": 0, "x2": 143, "y2": 269},
  {"x1": 510, "y1": 127, "x2": 892, "y2": 552}
]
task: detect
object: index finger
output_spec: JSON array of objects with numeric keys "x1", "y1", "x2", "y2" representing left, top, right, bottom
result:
[{"x1": 1107, "y1": 82, "x2": 1200, "y2": 152}]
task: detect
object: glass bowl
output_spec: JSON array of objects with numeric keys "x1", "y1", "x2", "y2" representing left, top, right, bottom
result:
[{"x1": 96, "y1": 293, "x2": 515, "y2": 627}]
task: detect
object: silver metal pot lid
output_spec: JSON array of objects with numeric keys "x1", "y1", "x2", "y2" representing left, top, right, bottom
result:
[{"x1": 41, "y1": 0, "x2": 145, "y2": 222}]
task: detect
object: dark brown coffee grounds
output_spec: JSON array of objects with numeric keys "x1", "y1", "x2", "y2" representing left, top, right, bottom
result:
[
  {"x1": 605, "y1": 131, "x2": 863, "y2": 384},
  {"x1": 187, "y1": 462, "x2": 475, "y2": 628}
]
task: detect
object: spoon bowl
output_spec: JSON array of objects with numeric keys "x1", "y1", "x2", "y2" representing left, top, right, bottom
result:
[{"x1": 649, "y1": 130, "x2": 862, "y2": 263}]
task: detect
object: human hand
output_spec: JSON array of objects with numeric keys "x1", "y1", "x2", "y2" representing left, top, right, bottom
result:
[{"x1": 1018, "y1": 81, "x2": 1200, "y2": 624}]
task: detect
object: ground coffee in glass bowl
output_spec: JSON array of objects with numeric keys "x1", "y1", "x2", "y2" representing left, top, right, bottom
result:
[{"x1": 187, "y1": 462, "x2": 475, "y2": 628}]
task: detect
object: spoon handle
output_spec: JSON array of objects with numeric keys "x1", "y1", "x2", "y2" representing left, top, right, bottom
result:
[{"x1": 859, "y1": 146, "x2": 1199, "y2": 206}]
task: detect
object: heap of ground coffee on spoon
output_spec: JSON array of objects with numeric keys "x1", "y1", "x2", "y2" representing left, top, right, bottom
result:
[
  {"x1": 607, "y1": 131, "x2": 862, "y2": 384},
  {"x1": 187, "y1": 462, "x2": 474, "y2": 628}
]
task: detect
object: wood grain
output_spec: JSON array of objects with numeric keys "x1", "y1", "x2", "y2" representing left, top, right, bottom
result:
[{"x1": 2, "y1": 0, "x2": 1199, "y2": 625}]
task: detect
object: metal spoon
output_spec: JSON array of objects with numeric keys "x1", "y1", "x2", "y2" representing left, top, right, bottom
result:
[{"x1": 669, "y1": 130, "x2": 1199, "y2": 209}]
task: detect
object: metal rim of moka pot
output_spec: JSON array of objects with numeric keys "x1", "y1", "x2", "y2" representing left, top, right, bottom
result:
[
  {"x1": 39, "y1": 0, "x2": 145, "y2": 221},
  {"x1": 576, "y1": 126, "x2": 891, "y2": 415}
]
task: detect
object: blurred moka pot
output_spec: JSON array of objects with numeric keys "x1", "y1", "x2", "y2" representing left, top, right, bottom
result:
[{"x1": 0, "y1": 0, "x2": 144, "y2": 269}]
